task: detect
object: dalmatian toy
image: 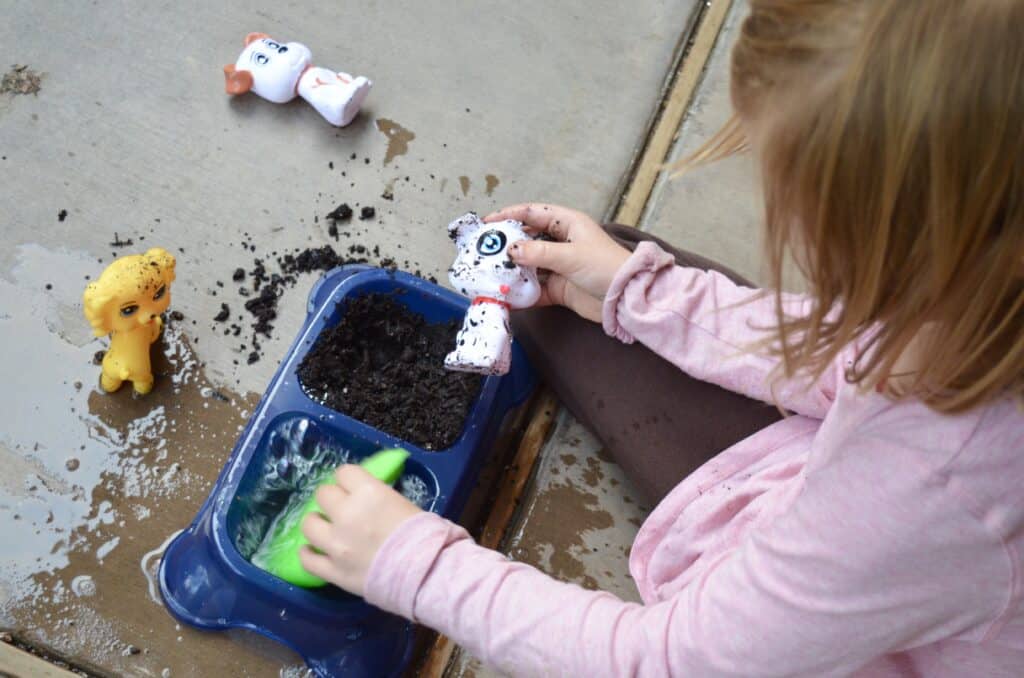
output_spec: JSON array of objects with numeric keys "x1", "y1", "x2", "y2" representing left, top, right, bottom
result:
[
  {"x1": 445, "y1": 212, "x2": 541, "y2": 376},
  {"x1": 223, "y1": 33, "x2": 372, "y2": 127}
]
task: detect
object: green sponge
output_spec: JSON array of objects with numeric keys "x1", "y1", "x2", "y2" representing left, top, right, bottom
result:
[{"x1": 253, "y1": 448, "x2": 409, "y2": 587}]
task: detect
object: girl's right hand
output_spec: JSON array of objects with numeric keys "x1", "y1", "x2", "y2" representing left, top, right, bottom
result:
[{"x1": 484, "y1": 203, "x2": 631, "y2": 323}]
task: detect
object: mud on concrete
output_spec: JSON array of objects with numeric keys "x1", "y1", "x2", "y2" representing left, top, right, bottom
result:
[{"x1": 0, "y1": 245, "x2": 298, "y2": 677}]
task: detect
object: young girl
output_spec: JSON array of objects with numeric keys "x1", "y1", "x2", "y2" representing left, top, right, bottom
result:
[{"x1": 299, "y1": 0, "x2": 1024, "y2": 674}]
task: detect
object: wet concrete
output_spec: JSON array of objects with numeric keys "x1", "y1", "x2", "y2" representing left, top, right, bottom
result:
[
  {"x1": 375, "y1": 119, "x2": 415, "y2": 166},
  {"x1": 483, "y1": 175, "x2": 500, "y2": 197},
  {"x1": 0, "y1": 245, "x2": 306, "y2": 676}
]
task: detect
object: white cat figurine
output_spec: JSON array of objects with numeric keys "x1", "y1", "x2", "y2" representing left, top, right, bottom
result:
[
  {"x1": 223, "y1": 33, "x2": 372, "y2": 127},
  {"x1": 445, "y1": 212, "x2": 541, "y2": 376}
]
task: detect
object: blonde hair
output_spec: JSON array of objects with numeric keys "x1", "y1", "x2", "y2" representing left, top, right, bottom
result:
[{"x1": 676, "y1": 0, "x2": 1024, "y2": 413}]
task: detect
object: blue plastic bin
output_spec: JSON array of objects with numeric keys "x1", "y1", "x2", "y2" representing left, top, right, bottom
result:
[{"x1": 159, "y1": 265, "x2": 534, "y2": 677}]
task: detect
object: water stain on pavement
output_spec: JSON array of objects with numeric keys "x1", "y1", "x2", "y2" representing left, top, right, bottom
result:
[
  {"x1": 375, "y1": 118, "x2": 415, "y2": 165},
  {"x1": 484, "y1": 174, "x2": 500, "y2": 197},
  {"x1": 0, "y1": 244, "x2": 297, "y2": 676},
  {"x1": 510, "y1": 482, "x2": 614, "y2": 590}
]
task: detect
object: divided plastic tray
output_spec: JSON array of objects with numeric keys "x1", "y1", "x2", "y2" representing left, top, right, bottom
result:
[{"x1": 159, "y1": 265, "x2": 534, "y2": 677}]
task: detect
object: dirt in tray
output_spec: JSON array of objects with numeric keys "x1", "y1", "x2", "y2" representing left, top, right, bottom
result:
[{"x1": 297, "y1": 292, "x2": 481, "y2": 450}]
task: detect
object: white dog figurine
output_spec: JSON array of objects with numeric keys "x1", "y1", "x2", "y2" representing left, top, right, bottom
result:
[
  {"x1": 445, "y1": 212, "x2": 541, "y2": 376},
  {"x1": 223, "y1": 33, "x2": 372, "y2": 127}
]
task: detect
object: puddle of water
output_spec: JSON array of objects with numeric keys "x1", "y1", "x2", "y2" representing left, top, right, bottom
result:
[
  {"x1": 0, "y1": 243, "x2": 284, "y2": 675},
  {"x1": 375, "y1": 118, "x2": 415, "y2": 165}
]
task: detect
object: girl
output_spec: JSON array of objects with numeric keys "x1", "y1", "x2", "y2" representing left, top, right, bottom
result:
[{"x1": 299, "y1": 0, "x2": 1024, "y2": 675}]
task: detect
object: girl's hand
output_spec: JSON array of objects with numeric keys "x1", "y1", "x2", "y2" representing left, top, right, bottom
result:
[
  {"x1": 299, "y1": 465, "x2": 422, "y2": 596},
  {"x1": 484, "y1": 203, "x2": 630, "y2": 323}
]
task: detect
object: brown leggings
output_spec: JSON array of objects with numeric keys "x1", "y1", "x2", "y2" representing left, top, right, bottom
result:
[{"x1": 510, "y1": 224, "x2": 782, "y2": 506}]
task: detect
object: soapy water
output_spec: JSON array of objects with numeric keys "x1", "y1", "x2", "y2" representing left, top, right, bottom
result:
[
  {"x1": 70, "y1": 574, "x2": 97, "y2": 598},
  {"x1": 235, "y1": 417, "x2": 435, "y2": 569},
  {"x1": 141, "y1": 529, "x2": 185, "y2": 605}
]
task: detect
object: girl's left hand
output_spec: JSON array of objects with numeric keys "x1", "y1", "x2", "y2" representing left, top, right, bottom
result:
[{"x1": 299, "y1": 465, "x2": 423, "y2": 596}]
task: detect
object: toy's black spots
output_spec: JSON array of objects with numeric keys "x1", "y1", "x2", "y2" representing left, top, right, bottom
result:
[
  {"x1": 359, "y1": 206, "x2": 375, "y2": 220},
  {"x1": 502, "y1": 260, "x2": 516, "y2": 269},
  {"x1": 233, "y1": 268, "x2": 246, "y2": 282},
  {"x1": 214, "y1": 304, "x2": 230, "y2": 322},
  {"x1": 476, "y1": 230, "x2": 507, "y2": 256}
]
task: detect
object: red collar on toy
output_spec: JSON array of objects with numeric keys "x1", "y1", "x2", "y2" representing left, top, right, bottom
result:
[{"x1": 472, "y1": 296, "x2": 511, "y2": 310}]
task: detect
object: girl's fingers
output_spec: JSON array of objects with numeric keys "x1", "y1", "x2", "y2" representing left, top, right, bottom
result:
[
  {"x1": 301, "y1": 511, "x2": 335, "y2": 548},
  {"x1": 298, "y1": 546, "x2": 338, "y2": 582},
  {"x1": 509, "y1": 239, "x2": 578, "y2": 275},
  {"x1": 484, "y1": 203, "x2": 578, "y2": 241},
  {"x1": 334, "y1": 464, "x2": 375, "y2": 492},
  {"x1": 315, "y1": 483, "x2": 348, "y2": 516}
]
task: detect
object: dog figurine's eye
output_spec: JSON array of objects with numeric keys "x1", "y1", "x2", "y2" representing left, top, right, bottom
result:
[
  {"x1": 120, "y1": 304, "x2": 139, "y2": 317},
  {"x1": 476, "y1": 230, "x2": 507, "y2": 256},
  {"x1": 253, "y1": 52, "x2": 269, "y2": 66},
  {"x1": 277, "y1": 45, "x2": 288, "y2": 54},
  {"x1": 266, "y1": 41, "x2": 280, "y2": 50},
  {"x1": 153, "y1": 285, "x2": 166, "y2": 301}
]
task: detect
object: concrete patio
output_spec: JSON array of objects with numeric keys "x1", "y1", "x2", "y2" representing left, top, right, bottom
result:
[{"x1": 0, "y1": 0, "x2": 760, "y2": 675}]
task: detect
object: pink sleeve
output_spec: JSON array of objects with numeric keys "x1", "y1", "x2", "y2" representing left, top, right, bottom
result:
[
  {"x1": 602, "y1": 241, "x2": 844, "y2": 419},
  {"x1": 364, "y1": 438, "x2": 1010, "y2": 677}
]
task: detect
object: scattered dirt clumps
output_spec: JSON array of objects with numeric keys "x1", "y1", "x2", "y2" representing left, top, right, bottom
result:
[
  {"x1": 1, "y1": 64, "x2": 42, "y2": 95},
  {"x1": 326, "y1": 203, "x2": 353, "y2": 222},
  {"x1": 297, "y1": 293, "x2": 481, "y2": 450}
]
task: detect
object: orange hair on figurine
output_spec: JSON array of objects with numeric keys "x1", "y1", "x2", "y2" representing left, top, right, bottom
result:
[{"x1": 83, "y1": 248, "x2": 176, "y2": 395}]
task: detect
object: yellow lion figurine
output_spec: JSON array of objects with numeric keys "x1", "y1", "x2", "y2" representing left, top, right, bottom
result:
[{"x1": 83, "y1": 248, "x2": 176, "y2": 395}]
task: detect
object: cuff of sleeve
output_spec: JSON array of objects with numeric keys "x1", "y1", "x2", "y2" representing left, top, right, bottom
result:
[
  {"x1": 363, "y1": 511, "x2": 471, "y2": 620},
  {"x1": 602, "y1": 241, "x2": 676, "y2": 343}
]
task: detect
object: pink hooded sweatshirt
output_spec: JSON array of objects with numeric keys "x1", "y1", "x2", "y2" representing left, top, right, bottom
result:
[{"x1": 365, "y1": 242, "x2": 1024, "y2": 677}]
